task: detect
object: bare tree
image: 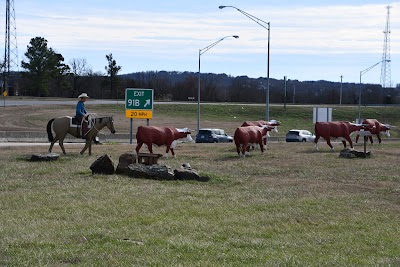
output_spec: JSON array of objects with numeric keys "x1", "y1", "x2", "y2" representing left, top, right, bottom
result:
[{"x1": 69, "y1": 58, "x2": 93, "y2": 97}]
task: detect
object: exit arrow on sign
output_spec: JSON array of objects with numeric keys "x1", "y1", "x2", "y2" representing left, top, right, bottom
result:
[{"x1": 144, "y1": 99, "x2": 151, "y2": 108}]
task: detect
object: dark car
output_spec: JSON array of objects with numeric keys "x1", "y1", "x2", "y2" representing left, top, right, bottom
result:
[{"x1": 195, "y1": 128, "x2": 233, "y2": 143}]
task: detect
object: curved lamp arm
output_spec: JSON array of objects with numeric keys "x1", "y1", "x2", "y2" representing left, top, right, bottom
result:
[
  {"x1": 219, "y1": 5, "x2": 270, "y2": 30},
  {"x1": 200, "y1": 35, "x2": 239, "y2": 56}
]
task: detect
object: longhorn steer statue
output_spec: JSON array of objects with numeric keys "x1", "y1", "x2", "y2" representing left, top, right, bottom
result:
[
  {"x1": 234, "y1": 126, "x2": 272, "y2": 157},
  {"x1": 241, "y1": 120, "x2": 281, "y2": 144},
  {"x1": 314, "y1": 121, "x2": 367, "y2": 150},
  {"x1": 136, "y1": 126, "x2": 192, "y2": 157},
  {"x1": 355, "y1": 119, "x2": 391, "y2": 144},
  {"x1": 241, "y1": 119, "x2": 281, "y2": 127}
]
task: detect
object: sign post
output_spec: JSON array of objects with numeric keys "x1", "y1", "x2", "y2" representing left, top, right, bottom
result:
[
  {"x1": 125, "y1": 88, "x2": 154, "y2": 143},
  {"x1": 2, "y1": 90, "x2": 7, "y2": 107}
]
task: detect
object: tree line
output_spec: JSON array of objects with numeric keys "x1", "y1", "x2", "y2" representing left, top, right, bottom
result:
[{"x1": 7, "y1": 36, "x2": 400, "y2": 105}]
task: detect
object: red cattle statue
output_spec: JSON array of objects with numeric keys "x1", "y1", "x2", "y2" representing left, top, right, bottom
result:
[
  {"x1": 355, "y1": 119, "x2": 391, "y2": 144},
  {"x1": 234, "y1": 126, "x2": 271, "y2": 157},
  {"x1": 314, "y1": 121, "x2": 365, "y2": 150},
  {"x1": 136, "y1": 126, "x2": 192, "y2": 157},
  {"x1": 241, "y1": 120, "x2": 281, "y2": 144}
]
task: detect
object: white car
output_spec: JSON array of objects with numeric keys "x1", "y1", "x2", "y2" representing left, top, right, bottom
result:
[{"x1": 286, "y1": 129, "x2": 316, "y2": 142}]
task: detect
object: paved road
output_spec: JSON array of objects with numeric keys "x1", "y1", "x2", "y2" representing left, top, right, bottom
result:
[
  {"x1": 1, "y1": 98, "x2": 275, "y2": 107},
  {"x1": 2, "y1": 99, "x2": 124, "y2": 106}
]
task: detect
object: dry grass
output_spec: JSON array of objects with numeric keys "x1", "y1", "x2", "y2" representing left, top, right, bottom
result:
[
  {"x1": 1, "y1": 102, "x2": 400, "y2": 266},
  {"x1": 1, "y1": 140, "x2": 400, "y2": 266}
]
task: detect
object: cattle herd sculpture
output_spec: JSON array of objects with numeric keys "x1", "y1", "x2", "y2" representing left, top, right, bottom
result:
[
  {"x1": 46, "y1": 112, "x2": 393, "y2": 158},
  {"x1": 131, "y1": 118, "x2": 393, "y2": 158}
]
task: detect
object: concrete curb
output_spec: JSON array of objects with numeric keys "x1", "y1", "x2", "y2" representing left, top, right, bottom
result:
[{"x1": 0, "y1": 131, "x2": 133, "y2": 143}]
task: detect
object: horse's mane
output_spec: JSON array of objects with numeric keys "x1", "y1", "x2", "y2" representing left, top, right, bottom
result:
[{"x1": 94, "y1": 116, "x2": 113, "y2": 124}]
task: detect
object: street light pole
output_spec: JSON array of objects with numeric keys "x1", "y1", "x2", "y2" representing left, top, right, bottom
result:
[
  {"x1": 219, "y1": 5, "x2": 270, "y2": 121},
  {"x1": 198, "y1": 35, "x2": 239, "y2": 133},
  {"x1": 340, "y1": 75, "x2": 343, "y2": 105},
  {"x1": 358, "y1": 60, "x2": 390, "y2": 123}
]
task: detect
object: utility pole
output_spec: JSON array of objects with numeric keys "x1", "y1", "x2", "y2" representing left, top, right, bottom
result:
[
  {"x1": 2, "y1": 0, "x2": 19, "y2": 96},
  {"x1": 340, "y1": 75, "x2": 343, "y2": 105},
  {"x1": 284, "y1": 76, "x2": 287, "y2": 110},
  {"x1": 292, "y1": 84, "x2": 296, "y2": 104}
]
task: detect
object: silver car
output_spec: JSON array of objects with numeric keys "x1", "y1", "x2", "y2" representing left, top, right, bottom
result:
[
  {"x1": 286, "y1": 129, "x2": 316, "y2": 142},
  {"x1": 195, "y1": 128, "x2": 233, "y2": 143}
]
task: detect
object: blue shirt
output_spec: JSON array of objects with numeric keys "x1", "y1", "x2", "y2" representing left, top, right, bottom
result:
[{"x1": 76, "y1": 101, "x2": 87, "y2": 117}]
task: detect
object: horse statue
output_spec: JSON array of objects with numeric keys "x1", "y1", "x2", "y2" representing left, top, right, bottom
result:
[{"x1": 47, "y1": 114, "x2": 116, "y2": 155}]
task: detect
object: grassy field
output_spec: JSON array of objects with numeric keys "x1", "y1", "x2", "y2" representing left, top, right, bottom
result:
[
  {"x1": 3, "y1": 101, "x2": 400, "y2": 138},
  {"x1": 1, "y1": 103, "x2": 400, "y2": 266},
  {"x1": 92, "y1": 103, "x2": 400, "y2": 139}
]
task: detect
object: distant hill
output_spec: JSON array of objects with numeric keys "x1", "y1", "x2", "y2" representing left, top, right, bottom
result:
[{"x1": 120, "y1": 70, "x2": 400, "y2": 105}]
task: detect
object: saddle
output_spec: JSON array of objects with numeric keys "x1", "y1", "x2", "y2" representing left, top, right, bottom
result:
[
  {"x1": 71, "y1": 116, "x2": 80, "y2": 126},
  {"x1": 70, "y1": 115, "x2": 94, "y2": 138}
]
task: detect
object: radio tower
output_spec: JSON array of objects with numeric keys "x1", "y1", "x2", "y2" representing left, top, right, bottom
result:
[
  {"x1": 2, "y1": 0, "x2": 19, "y2": 95},
  {"x1": 380, "y1": 5, "x2": 391, "y2": 88}
]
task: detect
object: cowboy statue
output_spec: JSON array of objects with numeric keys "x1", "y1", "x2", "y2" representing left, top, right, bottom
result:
[{"x1": 76, "y1": 93, "x2": 89, "y2": 137}]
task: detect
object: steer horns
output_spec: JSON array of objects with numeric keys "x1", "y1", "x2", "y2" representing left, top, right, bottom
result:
[
  {"x1": 384, "y1": 124, "x2": 396, "y2": 129},
  {"x1": 177, "y1": 127, "x2": 192, "y2": 133}
]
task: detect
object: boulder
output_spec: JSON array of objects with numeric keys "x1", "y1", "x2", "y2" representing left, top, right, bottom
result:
[
  {"x1": 116, "y1": 154, "x2": 210, "y2": 182},
  {"x1": 339, "y1": 149, "x2": 371, "y2": 159},
  {"x1": 90, "y1": 154, "x2": 115, "y2": 175},
  {"x1": 116, "y1": 153, "x2": 137, "y2": 174},
  {"x1": 174, "y1": 164, "x2": 210, "y2": 182},
  {"x1": 339, "y1": 149, "x2": 355, "y2": 159},
  {"x1": 352, "y1": 150, "x2": 371, "y2": 158},
  {"x1": 29, "y1": 153, "x2": 60, "y2": 161},
  {"x1": 126, "y1": 164, "x2": 175, "y2": 180}
]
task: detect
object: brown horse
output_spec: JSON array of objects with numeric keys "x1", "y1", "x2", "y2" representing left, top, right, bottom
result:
[{"x1": 47, "y1": 115, "x2": 116, "y2": 155}]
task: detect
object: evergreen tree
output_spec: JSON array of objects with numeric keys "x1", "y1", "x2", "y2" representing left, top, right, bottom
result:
[
  {"x1": 105, "y1": 53, "x2": 121, "y2": 99},
  {"x1": 21, "y1": 37, "x2": 69, "y2": 96}
]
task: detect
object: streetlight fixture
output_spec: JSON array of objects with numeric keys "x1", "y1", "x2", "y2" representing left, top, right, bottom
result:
[
  {"x1": 219, "y1": 5, "x2": 270, "y2": 121},
  {"x1": 198, "y1": 35, "x2": 239, "y2": 133},
  {"x1": 358, "y1": 59, "x2": 390, "y2": 123}
]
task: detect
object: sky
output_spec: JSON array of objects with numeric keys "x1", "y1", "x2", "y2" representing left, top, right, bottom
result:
[{"x1": 2, "y1": 0, "x2": 399, "y2": 85}]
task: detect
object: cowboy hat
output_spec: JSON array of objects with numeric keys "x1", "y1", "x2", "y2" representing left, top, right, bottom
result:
[{"x1": 78, "y1": 93, "x2": 90, "y2": 98}]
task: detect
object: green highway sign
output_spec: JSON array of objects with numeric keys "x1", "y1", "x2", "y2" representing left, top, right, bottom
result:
[
  {"x1": 125, "y1": 88, "x2": 153, "y2": 110},
  {"x1": 125, "y1": 88, "x2": 154, "y2": 119}
]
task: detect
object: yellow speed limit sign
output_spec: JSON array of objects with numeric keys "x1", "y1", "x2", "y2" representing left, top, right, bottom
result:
[{"x1": 2, "y1": 91, "x2": 7, "y2": 97}]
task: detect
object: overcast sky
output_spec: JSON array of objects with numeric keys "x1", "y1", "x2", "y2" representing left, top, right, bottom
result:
[{"x1": 2, "y1": 0, "x2": 399, "y2": 84}]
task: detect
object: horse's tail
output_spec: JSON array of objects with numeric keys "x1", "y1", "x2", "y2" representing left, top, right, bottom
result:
[{"x1": 47, "y1": 118, "x2": 55, "y2": 142}]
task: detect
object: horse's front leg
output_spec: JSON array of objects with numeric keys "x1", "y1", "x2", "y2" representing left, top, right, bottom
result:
[
  {"x1": 88, "y1": 138, "x2": 93, "y2": 155},
  {"x1": 80, "y1": 138, "x2": 90, "y2": 155}
]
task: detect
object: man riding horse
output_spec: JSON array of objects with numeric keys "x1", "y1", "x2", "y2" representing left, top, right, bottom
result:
[
  {"x1": 47, "y1": 92, "x2": 116, "y2": 155},
  {"x1": 76, "y1": 93, "x2": 89, "y2": 138}
]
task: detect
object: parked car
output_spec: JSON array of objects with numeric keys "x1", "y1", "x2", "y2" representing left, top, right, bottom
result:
[
  {"x1": 286, "y1": 129, "x2": 316, "y2": 142},
  {"x1": 195, "y1": 128, "x2": 233, "y2": 143}
]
